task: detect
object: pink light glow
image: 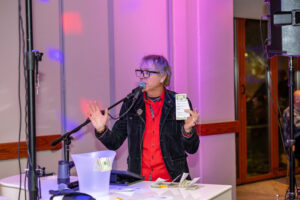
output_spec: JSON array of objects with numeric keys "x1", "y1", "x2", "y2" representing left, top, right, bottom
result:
[
  {"x1": 80, "y1": 99, "x2": 90, "y2": 118},
  {"x1": 80, "y1": 98, "x2": 104, "y2": 118},
  {"x1": 62, "y1": 12, "x2": 83, "y2": 35}
]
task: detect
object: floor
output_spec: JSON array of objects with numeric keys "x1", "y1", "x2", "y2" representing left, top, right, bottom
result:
[{"x1": 236, "y1": 175, "x2": 300, "y2": 200}]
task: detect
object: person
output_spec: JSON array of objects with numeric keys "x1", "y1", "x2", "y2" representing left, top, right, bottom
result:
[
  {"x1": 87, "y1": 55, "x2": 199, "y2": 181},
  {"x1": 283, "y1": 90, "x2": 300, "y2": 159}
]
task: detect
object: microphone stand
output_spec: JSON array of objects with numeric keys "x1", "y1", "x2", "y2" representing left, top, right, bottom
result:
[
  {"x1": 287, "y1": 56, "x2": 296, "y2": 200},
  {"x1": 50, "y1": 86, "x2": 142, "y2": 188},
  {"x1": 51, "y1": 89, "x2": 139, "y2": 146},
  {"x1": 24, "y1": 0, "x2": 44, "y2": 199}
]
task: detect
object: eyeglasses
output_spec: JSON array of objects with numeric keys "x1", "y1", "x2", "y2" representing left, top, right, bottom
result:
[{"x1": 135, "y1": 69, "x2": 160, "y2": 78}]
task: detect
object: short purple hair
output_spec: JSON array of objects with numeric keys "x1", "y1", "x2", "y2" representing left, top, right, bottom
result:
[{"x1": 141, "y1": 55, "x2": 171, "y2": 86}]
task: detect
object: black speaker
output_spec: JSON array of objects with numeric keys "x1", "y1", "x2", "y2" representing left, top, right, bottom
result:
[{"x1": 267, "y1": 0, "x2": 300, "y2": 57}]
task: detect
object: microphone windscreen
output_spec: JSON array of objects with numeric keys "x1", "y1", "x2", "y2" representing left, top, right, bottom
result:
[{"x1": 138, "y1": 81, "x2": 146, "y2": 89}]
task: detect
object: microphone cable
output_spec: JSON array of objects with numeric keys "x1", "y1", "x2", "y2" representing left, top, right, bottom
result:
[{"x1": 108, "y1": 85, "x2": 144, "y2": 120}]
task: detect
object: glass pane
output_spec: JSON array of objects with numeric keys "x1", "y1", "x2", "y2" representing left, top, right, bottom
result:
[
  {"x1": 245, "y1": 19, "x2": 270, "y2": 177},
  {"x1": 278, "y1": 56, "x2": 289, "y2": 171},
  {"x1": 234, "y1": 19, "x2": 240, "y2": 180}
]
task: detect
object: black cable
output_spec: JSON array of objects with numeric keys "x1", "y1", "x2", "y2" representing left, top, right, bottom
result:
[
  {"x1": 259, "y1": 17, "x2": 266, "y2": 57},
  {"x1": 105, "y1": 88, "x2": 144, "y2": 120},
  {"x1": 296, "y1": 182, "x2": 298, "y2": 198},
  {"x1": 18, "y1": 1, "x2": 34, "y2": 198},
  {"x1": 20, "y1": 0, "x2": 29, "y2": 161},
  {"x1": 108, "y1": 98, "x2": 137, "y2": 120},
  {"x1": 24, "y1": 167, "x2": 27, "y2": 200},
  {"x1": 259, "y1": 17, "x2": 269, "y2": 58},
  {"x1": 17, "y1": 0, "x2": 23, "y2": 199},
  {"x1": 266, "y1": 62, "x2": 288, "y2": 157},
  {"x1": 285, "y1": 189, "x2": 288, "y2": 199}
]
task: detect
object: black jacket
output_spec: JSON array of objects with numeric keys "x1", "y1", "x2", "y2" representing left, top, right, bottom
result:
[{"x1": 95, "y1": 89, "x2": 200, "y2": 180}]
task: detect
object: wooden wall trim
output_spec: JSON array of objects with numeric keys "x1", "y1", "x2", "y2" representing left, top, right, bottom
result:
[
  {"x1": 0, "y1": 121, "x2": 240, "y2": 160},
  {"x1": 195, "y1": 121, "x2": 240, "y2": 136},
  {"x1": 0, "y1": 135, "x2": 62, "y2": 160}
]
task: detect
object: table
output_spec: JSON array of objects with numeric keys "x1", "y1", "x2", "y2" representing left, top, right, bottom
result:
[{"x1": 0, "y1": 174, "x2": 232, "y2": 200}]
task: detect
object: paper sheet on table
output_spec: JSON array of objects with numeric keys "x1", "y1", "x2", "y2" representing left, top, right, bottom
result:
[
  {"x1": 151, "y1": 178, "x2": 167, "y2": 188},
  {"x1": 179, "y1": 173, "x2": 201, "y2": 190},
  {"x1": 179, "y1": 173, "x2": 189, "y2": 185}
]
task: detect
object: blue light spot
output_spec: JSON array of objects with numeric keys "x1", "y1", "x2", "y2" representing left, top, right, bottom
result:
[
  {"x1": 48, "y1": 48, "x2": 64, "y2": 63},
  {"x1": 39, "y1": 0, "x2": 50, "y2": 3}
]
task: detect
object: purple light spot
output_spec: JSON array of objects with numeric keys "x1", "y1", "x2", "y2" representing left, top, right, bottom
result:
[
  {"x1": 48, "y1": 48, "x2": 64, "y2": 63},
  {"x1": 60, "y1": 114, "x2": 85, "y2": 140},
  {"x1": 120, "y1": 0, "x2": 141, "y2": 12}
]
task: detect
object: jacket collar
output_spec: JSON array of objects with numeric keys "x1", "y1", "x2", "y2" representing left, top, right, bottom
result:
[{"x1": 133, "y1": 89, "x2": 175, "y2": 125}]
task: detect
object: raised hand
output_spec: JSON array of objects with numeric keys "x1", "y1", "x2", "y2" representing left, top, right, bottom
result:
[
  {"x1": 183, "y1": 108, "x2": 199, "y2": 133},
  {"x1": 87, "y1": 101, "x2": 108, "y2": 133}
]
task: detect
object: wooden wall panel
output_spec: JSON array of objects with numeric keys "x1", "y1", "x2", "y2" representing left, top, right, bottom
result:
[{"x1": 0, "y1": 135, "x2": 61, "y2": 160}]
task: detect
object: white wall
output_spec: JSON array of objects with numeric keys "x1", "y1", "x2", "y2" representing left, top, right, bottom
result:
[
  {"x1": 32, "y1": 0, "x2": 61, "y2": 135},
  {"x1": 0, "y1": 1, "x2": 22, "y2": 143},
  {"x1": 172, "y1": 0, "x2": 236, "y2": 199},
  {"x1": 0, "y1": 0, "x2": 26, "y2": 179},
  {"x1": 62, "y1": 0, "x2": 111, "y2": 155},
  {"x1": 199, "y1": 0, "x2": 236, "y2": 197}
]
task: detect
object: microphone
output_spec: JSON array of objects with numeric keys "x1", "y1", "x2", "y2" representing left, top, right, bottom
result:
[
  {"x1": 138, "y1": 80, "x2": 146, "y2": 89},
  {"x1": 131, "y1": 81, "x2": 146, "y2": 100}
]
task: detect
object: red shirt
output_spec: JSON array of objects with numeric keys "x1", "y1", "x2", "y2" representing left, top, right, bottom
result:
[{"x1": 141, "y1": 89, "x2": 171, "y2": 181}]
